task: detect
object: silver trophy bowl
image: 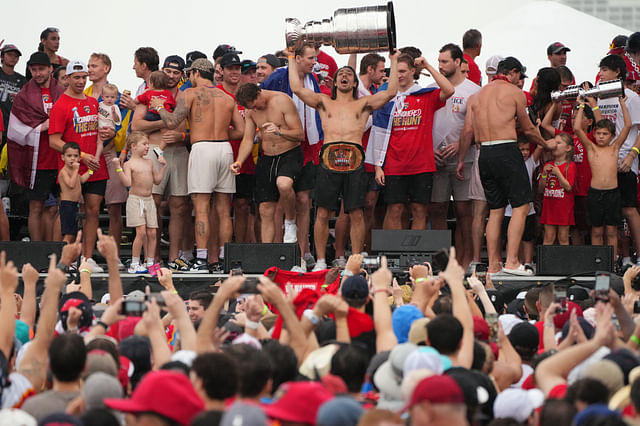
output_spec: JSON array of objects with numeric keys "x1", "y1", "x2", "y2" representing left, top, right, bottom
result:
[
  {"x1": 285, "y1": 1, "x2": 397, "y2": 54},
  {"x1": 551, "y1": 79, "x2": 625, "y2": 102}
]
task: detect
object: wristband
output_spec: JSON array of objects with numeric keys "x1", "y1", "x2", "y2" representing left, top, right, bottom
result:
[
  {"x1": 181, "y1": 132, "x2": 187, "y2": 141},
  {"x1": 245, "y1": 319, "x2": 260, "y2": 330},
  {"x1": 172, "y1": 289, "x2": 178, "y2": 294},
  {"x1": 631, "y1": 335, "x2": 640, "y2": 345},
  {"x1": 80, "y1": 152, "x2": 85, "y2": 159},
  {"x1": 303, "y1": 309, "x2": 319, "y2": 326},
  {"x1": 96, "y1": 320, "x2": 109, "y2": 330},
  {"x1": 592, "y1": 105, "x2": 600, "y2": 111},
  {"x1": 56, "y1": 262, "x2": 68, "y2": 273},
  {"x1": 79, "y1": 268, "x2": 92, "y2": 275},
  {"x1": 544, "y1": 323, "x2": 555, "y2": 328},
  {"x1": 120, "y1": 150, "x2": 127, "y2": 157},
  {"x1": 578, "y1": 104, "x2": 584, "y2": 110},
  {"x1": 414, "y1": 277, "x2": 428, "y2": 284},
  {"x1": 374, "y1": 289, "x2": 389, "y2": 295},
  {"x1": 343, "y1": 270, "x2": 354, "y2": 277},
  {"x1": 262, "y1": 305, "x2": 269, "y2": 316},
  {"x1": 541, "y1": 175, "x2": 548, "y2": 179},
  {"x1": 287, "y1": 55, "x2": 294, "y2": 59},
  {"x1": 115, "y1": 168, "x2": 123, "y2": 173},
  {"x1": 88, "y1": 170, "x2": 94, "y2": 175},
  {"x1": 157, "y1": 105, "x2": 165, "y2": 111},
  {"x1": 633, "y1": 147, "x2": 640, "y2": 155}
]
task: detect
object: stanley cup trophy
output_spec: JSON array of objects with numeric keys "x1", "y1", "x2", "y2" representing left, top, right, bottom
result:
[
  {"x1": 551, "y1": 79, "x2": 625, "y2": 102},
  {"x1": 285, "y1": 1, "x2": 397, "y2": 54}
]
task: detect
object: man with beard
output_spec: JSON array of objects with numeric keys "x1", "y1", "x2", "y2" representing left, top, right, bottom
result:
[
  {"x1": 131, "y1": 55, "x2": 192, "y2": 271},
  {"x1": 289, "y1": 49, "x2": 399, "y2": 271}
]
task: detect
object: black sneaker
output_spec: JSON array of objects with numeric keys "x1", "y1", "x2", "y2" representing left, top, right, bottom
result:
[
  {"x1": 189, "y1": 258, "x2": 209, "y2": 274},
  {"x1": 168, "y1": 258, "x2": 189, "y2": 272},
  {"x1": 208, "y1": 262, "x2": 224, "y2": 273}
]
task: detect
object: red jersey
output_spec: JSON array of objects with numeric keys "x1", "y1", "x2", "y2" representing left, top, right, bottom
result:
[
  {"x1": 36, "y1": 88, "x2": 58, "y2": 170},
  {"x1": 572, "y1": 133, "x2": 592, "y2": 197},
  {"x1": 540, "y1": 161, "x2": 576, "y2": 226},
  {"x1": 315, "y1": 51, "x2": 338, "y2": 81},
  {"x1": 49, "y1": 94, "x2": 108, "y2": 181},
  {"x1": 463, "y1": 54, "x2": 482, "y2": 86},
  {"x1": 136, "y1": 89, "x2": 176, "y2": 113},
  {"x1": 0, "y1": 110, "x2": 3, "y2": 131},
  {"x1": 384, "y1": 89, "x2": 444, "y2": 175},
  {"x1": 218, "y1": 86, "x2": 254, "y2": 175},
  {"x1": 557, "y1": 101, "x2": 574, "y2": 134}
]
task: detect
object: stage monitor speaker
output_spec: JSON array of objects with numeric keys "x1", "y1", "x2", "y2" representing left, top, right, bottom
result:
[
  {"x1": 536, "y1": 245, "x2": 613, "y2": 275},
  {"x1": 224, "y1": 243, "x2": 300, "y2": 273},
  {"x1": 371, "y1": 230, "x2": 451, "y2": 253},
  {"x1": 0, "y1": 241, "x2": 65, "y2": 271}
]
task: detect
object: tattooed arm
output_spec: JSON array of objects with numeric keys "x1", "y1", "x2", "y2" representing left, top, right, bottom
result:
[{"x1": 150, "y1": 92, "x2": 191, "y2": 130}]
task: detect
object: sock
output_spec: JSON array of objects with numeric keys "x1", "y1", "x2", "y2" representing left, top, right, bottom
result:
[
  {"x1": 182, "y1": 251, "x2": 194, "y2": 262},
  {"x1": 178, "y1": 250, "x2": 184, "y2": 259},
  {"x1": 285, "y1": 219, "x2": 296, "y2": 226},
  {"x1": 146, "y1": 258, "x2": 154, "y2": 266},
  {"x1": 304, "y1": 252, "x2": 312, "y2": 258},
  {"x1": 196, "y1": 248, "x2": 207, "y2": 260},
  {"x1": 219, "y1": 246, "x2": 225, "y2": 259},
  {"x1": 131, "y1": 257, "x2": 140, "y2": 266}
]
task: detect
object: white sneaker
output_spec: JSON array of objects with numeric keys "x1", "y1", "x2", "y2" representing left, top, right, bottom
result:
[
  {"x1": 83, "y1": 257, "x2": 104, "y2": 273},
  {"x1": 304, "y1": 253, "x2": 316, "y2": 271},
  {"x1": 291, "y1": 265, "x2": 306, "y2": 273},
  {"x1": 312, "y1": 259, "x2": 328, "y2": 272},
  {"x1": 283, "y1": 221, "x2": 298, "y2": 243},
  {"x1": 128, "y1": 264, "x2": 148, "y2": 274}
]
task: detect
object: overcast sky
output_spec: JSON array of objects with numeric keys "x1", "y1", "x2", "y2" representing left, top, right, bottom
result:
[{"x1": 2, "y1": 0, "x2": 632, "y2": 90}]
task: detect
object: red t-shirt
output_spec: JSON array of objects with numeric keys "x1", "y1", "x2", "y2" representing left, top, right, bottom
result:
[
  {"x1": 316, "y1": 51, "x2": 338, "y2": 81},
  {"x1": 218, "y1": 86, "x2": 254, "y2": 175},
  {"x1": 573, "y1": 133, "x2": 592, "y2": 197},
  {"x1": 49, "y1": 94, "x2": 108, "y2": 181},
  {"x1": 463, "y1": 54, "x2": 482, "y2": 86},
  {"x1": 540, "y1": 161, "x2": 576, "y2": 226},
  {"x1": 0, "y1": 110, "x2": 3, "y2": 132},
  {"x1": 136, "y1": 89, "x2": 176, "y2": 113},
  {"x1": 37, "y1": 88, "x2": 58, "y2": 170},
  {"x1": 557, "y1": 101, "x2": 574, "y2": 134},
  {"x1": 384, "y1": 89, "x2": 444, "y2": 175}
]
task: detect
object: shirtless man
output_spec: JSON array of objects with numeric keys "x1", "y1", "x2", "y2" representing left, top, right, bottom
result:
[
  {"x1": 233, "y1": 84, "x2": 304, "y2": 243},
  {"x1": 150, "y1": 58, "x2": 244, "y2": 273},
  {"x1": 457, "y1": 57, "x2": 553, "y2": 275},
  {"x1": 288, "y1": 49, "x2": 399, "y2": 271}
]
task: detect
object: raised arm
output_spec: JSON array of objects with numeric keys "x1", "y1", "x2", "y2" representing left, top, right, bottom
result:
[
  {"x1": 516, "y1": 91, "x2": 554, "y2": 150},
  {"x1": 96, "y1": 228, "x2": 123, "y2": 302},
  {"x1": 20, "y1": 263, "x2": 39, "y2": 329},
  {"x1": 371, "y1": 256, "x2": 398, "y2": 353},
  {"x1": 288, "y1": 54, "x2": 323, "y2": 109},
  {"x1": 415, "y1": 56, "x2": 454, "y2": 102},
  {"x1": 196, "y1": 276, "x2": 243, "y2": 353},
  {"x1": 365, "y1": 50, "x2": 399, "y2": 110},
  {"x1": 162, "y1": 290, "x2": 197, "y2": 352},
  {"x1": 153, "y1": 94, "x2": 191, "y2": 130},
  {"x1": 574, "y1": 102, "x2": 594, "y2": 149},
  {"x1": 0, "y1": 253, "x2": 18, "y2": 359},
  {"x1": 540, "y1": 102, "x2": 559, "y2": 138}
]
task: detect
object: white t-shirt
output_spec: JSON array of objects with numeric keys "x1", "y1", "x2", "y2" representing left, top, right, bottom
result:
[
  {"x1": 506, "y1": 155, "x2": 538, "y2": 217},
  {"x1": 597, "y1": 88, "x2": 640, "y2": 174},
  {"x1": 431, "y1": 78, "x2": 481, "y2": 164},
  {"x1": 98, "y1": 102, "x2": 122, "y2": 130}
]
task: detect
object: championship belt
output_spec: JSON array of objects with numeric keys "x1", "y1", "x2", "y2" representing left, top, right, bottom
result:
[{"x1": 320, "y1": 142, "x2": 364, "y2": 173}]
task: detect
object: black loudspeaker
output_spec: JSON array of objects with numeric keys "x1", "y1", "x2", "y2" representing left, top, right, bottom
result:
[
  {"x1": 371, "y1": 230, "x2": 451, "y2": 253},
  {"x1": 536, "y1": 245, "x2": 613, "y2": 275},
  {"x1": 224, "y1": 243, "x2": 300, "y2": 273},
  {"x1": 0, "y1": 241, "x2": 66, "y2": 271}
]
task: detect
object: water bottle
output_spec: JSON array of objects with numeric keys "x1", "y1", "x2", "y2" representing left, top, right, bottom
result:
[{"x1": 2, "y1": 197, "x2": 10, "y2": 215}]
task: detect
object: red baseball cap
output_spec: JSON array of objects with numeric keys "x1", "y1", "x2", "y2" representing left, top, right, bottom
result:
[
  {"x1": 264, "y1": 381, "x2": 333, "y2": 424},
  {"x1": 104, "y1": 370, "x2": 204, "y2": 425},
  {"x1": 473, "y1": 316, "x2": 490, "y2": 341},
  {"x1": 404, "y1": 374, "x2": 464, "y2": 411}
]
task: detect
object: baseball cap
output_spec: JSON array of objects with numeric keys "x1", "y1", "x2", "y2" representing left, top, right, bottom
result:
[
  {"x1": 220, "y1": 402, "x2": 267, "y2": 426},
  {"x1": 341, "y1": 275, "x2": 369, "y2": 300},
  {"x1": 163, "y1": 55, "x2": 185, "y2": 71},
  {"x1": 498, "y1": 56, "x2": 528, "y2": 79},
  {"x1": 403, "y1": 346, "x2": 446, "y2": 376},
  {"x1": 610, "y1": 35, "x2": 629, "y2": 55},
  {"x1": 493, "y1": 388, "x2": 544, "y2": 422},
  {"x1": 547, "y1": 42, "x2": 571, "y2": 55},
  {"x1": 185, "y1": 50, "x2": 207, "y2": 68},
  {"x1": 392, "y1": 305, "x2": 424, "y2": 344},
  {"x1": 83, "y1": 349, "x2": 118, "y2": 379},
  {"x1": 316, "y1": 396, "x2": 364, "y2": 426},
  {"x1": 265, "y1": 381, "x2": 333, "y2": 424},
  {"x1": 213, "y1": 44, "x2": 242, "y2": 60},
  {"x1": 0, "y1": 44, "x2": 21, "y2": 56},
  {"x1": 184, "y1": 58, "x2": 214, "y2": 74},
  {"x1": 241, "y1": 60, "x2": 257, "y2": 74},
  {"x1": 404, "y1": 374, "x2": 464, "y2": 410},
  {"x1": 485, "y1": 54, "x2": 504, "y2": 75},
  {"x1": 568, "y1": 285, "x2": 590, "y2": 302},
  {"x1": 220, "y1": 52, "x2": 242, "y2": 68},
  {"x1": 259, "y1": 54, "x2": 283, "y2": 69},
  {"x1": 66, "y1": 60, "x2": 88, "y2": 76},
  {"x1": 26, "y1": 52, "x2": 50, "y2": 67},
  {"x1": 408, "y1": 317, "x2": 430, "y2": 345},
  {"x1": 83, "y1": 372, "x2": 123, "y2": 411},
  {"x1": 104, "y1": 370, "x2": 204, "y2": 425},
  {"x1": 373, "y1": 343, "x2": 417, "y2": 408},
  {"x1": 583, "y1": 359, "x2": 624, "y2": 394},
  {"x1": 473, "y1": 316, "x2": 490, "y2": 341},
  {"x1": 507, "y1": 322, "x2": 539, "y2": 353}
]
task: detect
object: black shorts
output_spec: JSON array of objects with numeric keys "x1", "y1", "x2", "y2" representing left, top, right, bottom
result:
[
  {"x1": 479, "y1": 142, "x2": 531, "y2": 210},
  {"x1": 367, "y1": 171, "x2": 382, "y2": 192},
  {"x1": 294, "y1": 162, "x2": 317, "y2": 193},
  {"x1": 234, "y1": 174, "x2": 255, "y2": 200},
  {"x1": 618, "y1": 171, "x2": 638, "y2": 208},
  {"x1": 503, "y1": 214, "x2": 538, "y2": 242},
  {"x1": 383, "y1": 173, "x2": 433, "y2": 205},
  {"x1": 587, "y1": 187, "x2": 621, "y2": 227},
  {"x1": 25, "y1": 169, "x2": 59, "y2": 201},
  {"x1": 574, "y1": 196, "x2": 589, "y2": 231},
  {"x1": 255, "y1": 146, "x2": 303, "y2": 204},
  {"x1": 59, "y1": 200, "x2": 79, "y2": 236},
  {"x1": 82, "y1": 179, "x2": 107, "y2": 196},
  {"x1": 315, "y1": 165, "x2": 368, "y2": 213}
]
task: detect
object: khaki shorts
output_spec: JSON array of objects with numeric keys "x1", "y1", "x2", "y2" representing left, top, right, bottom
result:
[
  {"x1": 431, "y1": 163, "x2": 472, "y2": 203},
  {"x1": 104, "y1": 149, "x2": 128, "y2": 205},
  {"x1": 126, "y1": 194, "x2": 158, "y2": 228},
  {"x1": 187, "y1": 141, "x2": 235, "y2": 194},
  {"x1": 468, "y1": 148, "x2": 486, "y2": 201},
  {"x1": 146, "y1": 144, "x2": 189, "y2": 197}
]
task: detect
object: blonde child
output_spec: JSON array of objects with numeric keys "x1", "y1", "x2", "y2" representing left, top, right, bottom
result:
[
  {"x1": 58, "y1": 142, "x2": 92, "y2": 243},
  {"x1": 98, "y1": 83, "x2": 122, "y2": 131},
  {"x1": 113, "y1": 132, "x2": 167, "y2": 273}
]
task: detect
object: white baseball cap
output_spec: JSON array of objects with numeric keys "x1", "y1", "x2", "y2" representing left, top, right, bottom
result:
[
  {"x1": 66, "y1": 59, "x2": 88, "y2": 75},
  {"x1": 485, "y1": 54, "x2": 504, "y2": 75}
]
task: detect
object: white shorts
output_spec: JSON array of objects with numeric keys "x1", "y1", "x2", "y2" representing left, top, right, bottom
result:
[
  {"x1": 187, "y1": 141, "x2": 235, "y2": 194},
  {"x1": 146, "y1": 144, "x2": 189, "y2": 197},
  {"x1": 468, "y1": 148, "x2": 486, "y2": 201},
  {"x1": 431, "y1": 163, "x2": 472, "y2": 203}
]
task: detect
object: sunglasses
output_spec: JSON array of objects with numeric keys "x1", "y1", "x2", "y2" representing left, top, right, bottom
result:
[{"x1": 44, "y1": 27, "x2": 60, "y2": 33}]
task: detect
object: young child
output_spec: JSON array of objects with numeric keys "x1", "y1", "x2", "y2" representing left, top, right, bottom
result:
[
  {"x1": 575, "y1": 96, "x2": 632, "y2": 259},
  {"x1": 113, "y1": 132, "x2": 167, "y2": 273},
  {"x1": 98, "y1": 83, "x2": 122, "y2": 131},
  {"x1": 58, "y1": 142, "x2": 92, "y2": 243},
  {"x1": 135, "y1": 71, "x2": 176, "y2": 122},
  {"x1": 540, "y1": 133, "x2": 576, "y2": 245}
]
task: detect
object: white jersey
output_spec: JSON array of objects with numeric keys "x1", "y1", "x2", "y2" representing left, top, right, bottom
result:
[
  {"x1": 598, "y1": 88, "x2": 640, "y2": 174},
  {"x1": 431, "y1": 78, "x2": 480, "y2": 164}
]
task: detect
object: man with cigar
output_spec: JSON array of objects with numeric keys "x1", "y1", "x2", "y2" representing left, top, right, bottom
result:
[
  {"x1": 457, "y1": 57, "x2": 552, "y2": 276},
  {"x1": 288, "y1": 49, "x2": 399, "y2": 271},
  {"x1": 233, "y1": 83, "x2": 304, "y2": 243},
  {"x1": 150, "y1": 58, "x2": 244, "y2": 273}
]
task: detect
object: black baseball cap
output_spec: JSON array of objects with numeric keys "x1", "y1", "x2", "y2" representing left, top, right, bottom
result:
[
  {"x1": 163, "y1": 55, "x2": 185, "y2": 71},
  {"x1": 259, "y1": 54, "x2": 283, "y2": 69},
  {"x1": 220, "y1": 53, "x2": 242, "y2": 68},
  {"x1": 185, "y1": 50, "x2": 206, "y2": 68},
  {"x1": 241, "y1": 60, "x2": 257, "y2": 74},
  {"x1": 498, "y1": 56, "x2": 527, "y2": 78},
  {"x1": 27, "y1": 52, "x2": 51, "y2": 67},
  {"x1": 0, "y1": 44, "x2": 21, "y2": 56},
  {"x1": 547, "y1": 42, "x2": 571, "y2": 55},
  {"x1": 213, "y1": 44, "x2": 242, "y2": 61}
]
